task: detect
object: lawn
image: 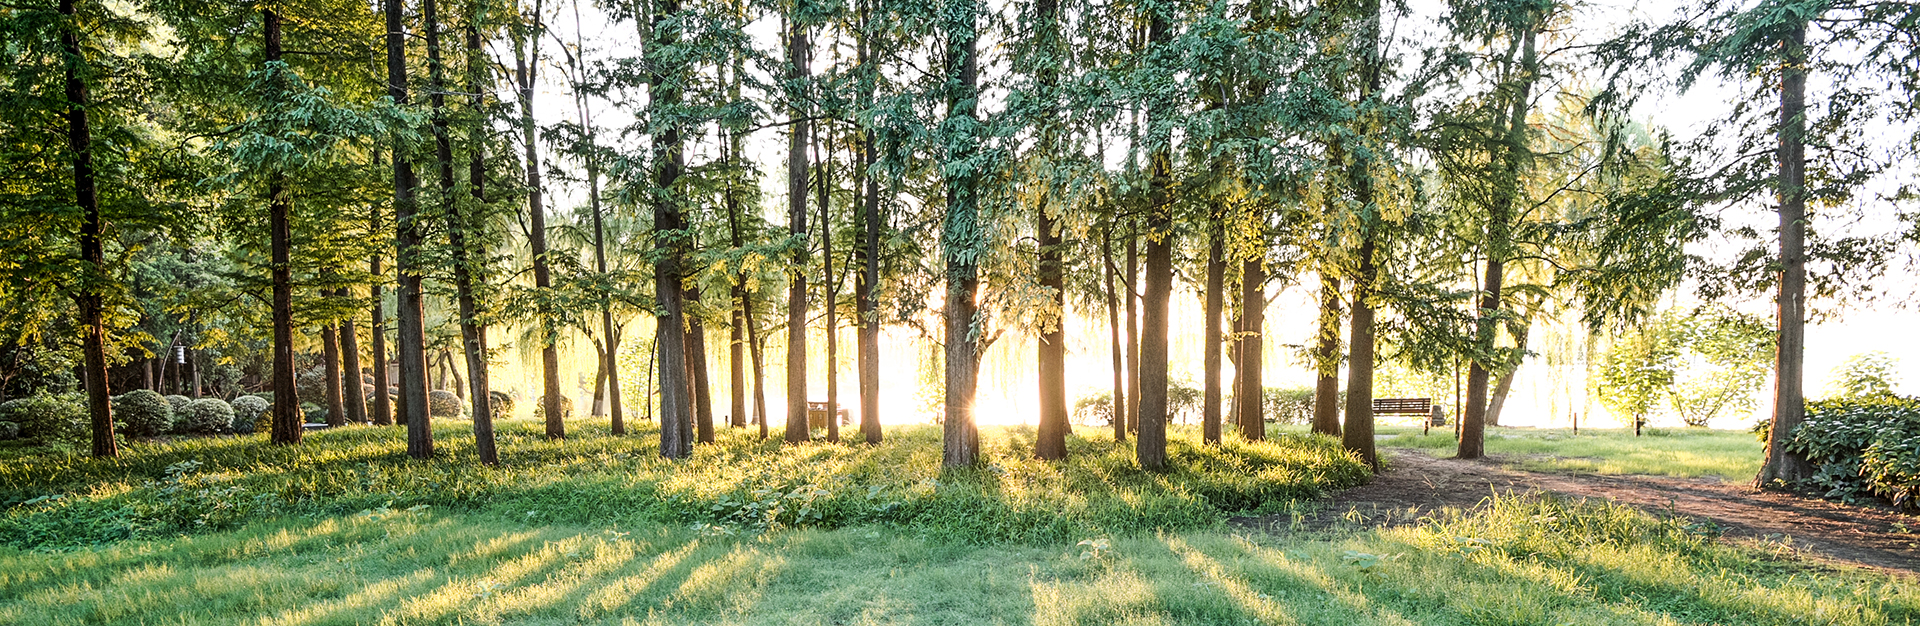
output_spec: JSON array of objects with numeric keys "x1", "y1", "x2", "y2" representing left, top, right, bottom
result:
[
  {"x1": 1356, "y1": 425, "x2": 1765, "y2": 481},
  {"x1": 2, "y1": 419, "x2": 1912, "y2": 625}
]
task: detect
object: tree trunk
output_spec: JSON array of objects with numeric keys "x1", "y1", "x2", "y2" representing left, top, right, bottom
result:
[
  {"x1": 1342, "y1": 235, "x2": 1379, "y2": 470},
  {"x1": 1311, "y1": 272, "x2": 1342, "y2": 436},
  {"x1": 455, "y1": 3, "x2": 497, "y2": 462},
  {"x1": 387, "y1": 0, "x2": 431, "y2": 455},
  {"x1": 515, "y1": 2, "x2": 563, "y2": 440},
  {"x1": 650, "y1": 0, "x2": 691, "y2": 458},
  {"x1": 1035, "y1": 192, "x2": 1068, "y2": 458},
  {"x1": 64, "y1": 0, "x2": 116, "y2": 457},
  {"x1": 942, "y1": 0, "x2": 982, "y2": 468},
  {"x1": 339, "y1": 289, "x2": 368, "y2": 423},
  {"x1": 1125, "y1": 231, "x2": 1140, "y2": 434},
  {"x1": 1102, "y1": 228, "x2": 1126, "y2": 442},
  {"x1": 266, "y1": 8, "x2": 303, "y2": 446},
  {"x1": 1485, "y1": 322, "x2": 1527, "y2": 427},
  {"x1": 817, "y1": 141, "x2": 840, "y2": 444},
  {"x1": 731, "y1": 298, "x2": 747, "y2": 428},
  {"x1": 1134, "y1": 0, "x2": 1173, "y2": 471},
  {"x1": 723, "y1": 97, "x2": 751, "y2": 431},
  {"x1": 784, "y1": 14, "x2": 813, "y2": 445},
  {"x1": 689, "y1": 304, "x2": 715, "y2": 444},
  {"x1": 1236, "y1": 258, "x2": 1265, "y2": 441},
  {"x1": 1200, "y1": 219, "x2": 1225, "y2": 445},
  {"x1": 322, "y1": 322, "x2": 346, "y2": 427},
  {"x1": 855, "y1": 1, "x2": 883, "y2": 445},
  {"x1": 591, "y1": 351, "x2": 607, "y2": 416},
  {"x1": 369, "y1": 150, "x2": 392, "y2": 426},
  {"x1": 579, "y1": 34, "x2": 622, "y2": 437},
  {"x1": 1758, "y1": 15, "x2": 1814, "y2": 487}
]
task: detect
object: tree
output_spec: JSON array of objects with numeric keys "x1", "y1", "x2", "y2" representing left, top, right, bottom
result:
[
  {"x1": 513, "y1": 0, "x2": 565, "y2": 440},
  {"x1": 940, "y1": 0, "x2": 983, "y2": 468},
  {"x1": 387, "y1": 0, "x2": 433, "y2": 456},
  {"x1": 784, "y1": 0, "x2": 813, "y2": 445}
]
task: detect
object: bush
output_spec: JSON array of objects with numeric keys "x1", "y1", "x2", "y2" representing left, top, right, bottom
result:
[
  {"x1": 113, "y1": 389, "x2": 174, "y2": 437},
  {"x1": 301, "y1": 402, "x2": 325, "y2": 424},
  {"x1": 1072, "y1": 392, "x2": 1115, "y2": 426},
  {"x1": 532, "y1": 395, "x2": 573, "y2": 421},
  {"x1": 163, "y1": 394, "x2": 192, "y2": 418},
  {"x1": 231, "y1": 395, "x2": 271, "y2": 434},
  {"x1": 0, "y1": 421, "x2": 19, "y2": 440},
  {"x1": 1786, "y1": 395, "x2": 1920, "y2": 508},
  {"x1": 1262, "y1": 387, "x2": 1315, "y2": 425},
  {"x1": 0, "y1": 394, "x2": 88, "y2": 443},
  {"x1": 488, "y1": 390, "x2": 514, "y2": 421},
  {"x1": 429, "y1": 390, "x2": 462, "y2": 418},
  {"x1": 181, "y1": 398, "x2": 235, "y2": 434}
]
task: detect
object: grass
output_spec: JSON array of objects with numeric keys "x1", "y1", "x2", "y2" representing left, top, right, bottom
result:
[
  {"x1": 1359, "y1": 425, "x2": 1765, "y2": 481},
  {"x1": 0, "y1": 419, "x2": 1368, "y2": 549},
  {"x1": 1, "y1": 494, "x2": 1913, "y2": 625}
]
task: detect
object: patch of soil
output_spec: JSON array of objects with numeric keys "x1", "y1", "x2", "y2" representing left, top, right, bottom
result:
[{"x1": 1235, "y1": 449, "x2": 1920, "y2": 574}]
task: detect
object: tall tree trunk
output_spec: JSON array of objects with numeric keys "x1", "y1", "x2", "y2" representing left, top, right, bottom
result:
[
  {"x1": 387, "y1": 0, "x2": 431, "y2": 455},
  {"x1": 591, "y1": 350, "x2": 607, "y2": 416},
  {"x1": 1485, "y1": 321, "x2": 1527, "y2": 427},
  {"x1": 1459, "y1": 17, "x2": 1538, "y2": 461},
  {"x1": 1758, "y1": 15, "x2": 1814, "y2": 487},
  {"x1": 818, "y1": 143, "x2": 840, "y2": 444},
  {"x1": 1102, "y1": 228, "x2": 1126, "y2": 442},
  {"x1": 749, "y1": 301, "x2": 768, "y2": 439},
  {"x1": 941, "y1": 0, "x2": 983, "y2": 468},
  {"x1": 1236, "y1": 258, "x2": 1265, "y2": 441},
  {"x1": 1125, "y1": 231, "x2": 1140, "y2": 434},
  {"x1": 456, "y1": 4, "x2": 497, "y2": 462},
  {"x1": 1311, "y1": 272, "x2": 1342, "y2": 436},
  {"x1": 576, "y1": 24, "x2": 622, "y2": 436},
  {"x1": 339, "y1": 289, "x2": 368, "y2": 423},
  {"x1": 731, "y1": 299, "x2": 747, "y2": 428},
  {"x1": 266, "y1": 8, "x2": 303, "y2": 446},
  {"x1": 322, "y1": 322, "x2": 346, "y2": 427},
  {"x1": 1031, "y1": 0, "x2": 1068, "y2": 460},
  {"x1": 64, "y1": 0, "x2": 116, "y2": 457},
  {"x1": 1200, "y1": 218, "x2": 1225, "y2": 445},
  {"x1": 1135, "y1": 0, "x2": 1174, "y2": 471},
  {"x1": 515, "y1": 1, "x2": 563, "y2": 440},
  {"x1": 1339, "y1": 0, "x2": 1385, "y2": 472},
  {"x1": 689, "y1": 298, "x2": 715, "y2": 444},
  {"x1": 784, "y1": 13, "x2": 813, "y2": 444},
  {"x1": 723, "y1": 96, "x2": 751, "y2": 431},
  {"x1": 649, "y1": 0, "x2": 692, "y2": 458},
  {"x1": 369, "y1": 152, "x2": 392, "y2": 426},
  {"x1": 855, "y1": 0, "x2": 883, "y2": 445}
]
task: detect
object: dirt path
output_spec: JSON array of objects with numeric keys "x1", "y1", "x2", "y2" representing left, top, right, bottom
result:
[{"x1": 1236, "y1": 449, "x2": 1920, "y2": 574}]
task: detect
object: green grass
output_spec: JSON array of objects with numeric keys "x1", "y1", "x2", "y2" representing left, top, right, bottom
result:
[
  {"x1": 2, "y1": 494, "x2": 1912, "y2": 625},
  {"x1": 1356, "y1": 425, "x2": 1764, "y2": 481},
  {"x1": 0, "y1": 419, "x2": 1368, "y2": 548}
]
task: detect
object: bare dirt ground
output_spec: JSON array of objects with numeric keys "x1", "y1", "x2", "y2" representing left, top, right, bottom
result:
[{"x1": 1235, "y1": 449, "x2": 1920, "y2": 574}]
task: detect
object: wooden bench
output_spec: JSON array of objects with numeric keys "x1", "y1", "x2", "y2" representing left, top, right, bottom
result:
[
  {"x1": 807, "y1": 402, "x2": 850, "y2": 429},
  {"x1": 1374, "y1": 397, "x2": 1446, "y2": 428}
]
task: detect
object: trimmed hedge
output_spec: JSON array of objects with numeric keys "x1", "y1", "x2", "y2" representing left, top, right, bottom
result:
[
  {"x1": 0, "y1": 394, "x2": 87, "y2": 443},
  {"x1": 231, "y1": 395, "x2": 271, "y2": 434},
  {"x1": 181, "y1": 398, "x2": 235, "y2": 434},
  {"x1": 428, "y1": 390, "x2": 462, "y2": 418},
  {"x1": 113, "y1": 390, "x2": 174, "y2": 437}
]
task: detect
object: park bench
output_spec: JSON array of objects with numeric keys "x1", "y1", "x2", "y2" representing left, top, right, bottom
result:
[
  {"x1": 807, "y1": 401, "x2": 850, "y2": 429},
  {"x1": 1373, "y1": 397, "x2": 1445, "y2": 427}
]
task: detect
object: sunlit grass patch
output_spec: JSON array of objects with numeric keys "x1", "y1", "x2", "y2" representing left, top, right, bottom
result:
[{"x1": 1364, "y1": 425, "x2": 1762, "y2": 480}]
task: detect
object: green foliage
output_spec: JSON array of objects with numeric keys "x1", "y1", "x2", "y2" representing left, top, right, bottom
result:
[
  {"x1": 1260, "y1": 387, "x2": 1318, "y2": 426},
  {"x1": 1787, "y1": 395, "x2": 1920, "y2": 507},
  {"x1": 0, "y1": 394, "x2": 87, "y2": 443},
  {"x1": 0, "y1": 421, "x2": 1367, "y2": 549},
  {"x1": 228, "y1": 396, "x2": 269, "y2": 435},
  {"x1": 533, "y1": 395, "x2": 573, "y2": 421},
  {"x1": 111, "y1": 390, "x2": 172, "y2": 438},
  {"x1": 179, "y1": 399, "x2": 233, "y2": 435},
  {"x1": 0, "y1": 422, "x2": 17, "y2": 440},
  {"x1": 1596, "y1": 319, "x2": 1679, "y2": 426},
  {"x1": 1831, "y1": 352, "x2": 1900, "y2": 399},
  {"x1": 162, "y1": 395, "x2": 191, "y2": 422},
  {"x1": 1667, "y1": 308, "x2": 1773, "y2": 426},
  {"x1": 428, "y1": 390, "x2": 462, "y2": 419},
  {"x1": 487, "y1": 390, "x2": 513, "y2": 421}
]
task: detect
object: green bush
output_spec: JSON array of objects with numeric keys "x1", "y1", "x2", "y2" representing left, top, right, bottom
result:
[
  {"x1": 532, "y1": 395, "x2": 573, "y2": 421},
  {"x1": 1262, "y1": 387, "x2": 1315, "y2": 425},
  {"x1": 113, "y1": 390, "x2": 174, "y2": 437},
  {"x1": 488, "y1": 390, "x2": 514, "y2": 421},
  {"x1": 429, "y1": 390, "x2": 462, "y2": 418},
  {"x1": 181, "y1": 398, "x2": 235, "y2": 434},
  {"x1": 163, "y1": 394, "x2": 192, "y2": 419},
  {"x1": 0, "y1": 421, "x2": 19, "y2": 440},
  {"x1": 230, "y1": 395, "x2": 271, "y2": 434},
  {"x1": 1787, "y1": 395, "x2": 1920, "y2": 507},
  {"x1": 0, "y1": 394, "x2": 88, "y2": 443},
  {"x1": 301, "y1": 402, "x2": 325, "y2": 424},
  {"x1": 1072, "y1": 392, "x2": 1115, "y2": 426}
]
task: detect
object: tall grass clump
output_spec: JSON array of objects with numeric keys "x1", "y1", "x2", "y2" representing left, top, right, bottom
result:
[{"x1": 0, "y1": 421, "x2": 1366, "y2": 548}]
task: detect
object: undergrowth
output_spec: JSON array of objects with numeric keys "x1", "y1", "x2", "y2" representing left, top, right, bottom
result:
[{"x1": 0, "y1": 420, "x2": 1367, "y2": 549}]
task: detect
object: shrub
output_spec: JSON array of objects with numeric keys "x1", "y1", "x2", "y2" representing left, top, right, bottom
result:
[
  {"x1": 532, "y1": 395, "x2": 573, "y2": 421},
  {"x1": 1787, "y1": 395, "x2": 1920, "y2": 508},
  {"x1": 181, "y1": 398, "x2": 235, "y2": 434},
  {"x1": 428, "y1": 390, "x2": 462, "y2": 418},
  {"x1": 1072, "y1": 392, "x2": 1115, "y2": 426},
  {"x1": 0, "y1": 394, "x2": 88, "y2": 442},
  {"x1": 1263, "y1": 387, "x2": 1315, "y2": 425},
  {"x1": 488, "y1": 390, "x2": 514, "y2": 421},
  {"x1": 113, "y1": 389, "x2": 173, "y2": 437},
  {"x1": 0, "y1": 421, "x2": 17, "y2": 440},
  {"x1": 301, "y1": 402, "x2": 325, "y2": 424},
  {"x1": 164, "y1": 394, "x2": 192, "y2": 418},
  {"x1": 230, "y1": 395, "x2": 271, "y2": 434}
]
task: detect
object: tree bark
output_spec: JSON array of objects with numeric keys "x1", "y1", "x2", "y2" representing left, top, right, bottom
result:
[
  {"x1": 1485, "y1": 321, "x2": 1526, "y2": 427},
  {"x1": 338, "y1": 289, "x2": 368, "y2": 423},
  {"x1": 266, "y1": 8, "x2": 303, "y2": 446},
  {"x1": 1102, "y1": 228, "x2": 1126, "y2": 442},
  {"x1": 1311, "y1": 272, "x2": 1342, "y2": 436},
  {"x1": 818, "y1": 141, "x2": 840, "y2": 444},
  {"x1": 1201, "y1": 219, "x2": 1225, "y2": 445},
  {"x1": 322, "y1": 322, "x2": 346, "y2": 427},
  {"x1": 689, "y1": 301, "x2": 715, "y2": 443},
  {"x1": 855, "y1": 0, "x2": 884, "y2": 445},
  {"x1": 369, "y1": 149, "x2": 392, "y2": 426},
  {"x1": 1758, "y1": 15, "x2": 1814, "y2": 487},
  {"x1": 459, "y1": 3, "x2": 497, "y2": 462},
  {"x1": 1134, "y1": 0, "x2": 1173, "y2": 471},
  {"x1": 651, "y1": 0, "x2": 691, "y2": 458},
  {"x1": 1236, "y1": 258, "x2": 1265, "y2": 441},
  {"x1": 387, "y1": 0, "x2": 431, "y2": 455},
  {"x1": 942, "y1": 0, "x2": 982, "y2": 468},
  {"x1": 1030, "y1": 0, "x2": 1068, "y2": 460},
  {"x1": 1339, "y1": 0, "x2": 1384, "y2": 472},
  {"x1": 63, "y1": 0, "x2": 116, "y2": 457},
  {"x1": 515, "y1": 1, "x2": 563, "y2": 440},
  {"x1": 1125, "y1": 231, "x2": 1140, "y2": 434},
  {"x1": 784, "y1": 12, "x2": 813, "y2": 445}
]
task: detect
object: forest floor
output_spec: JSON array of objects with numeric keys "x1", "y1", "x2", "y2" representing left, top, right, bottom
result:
[{"x1": 1237, "y1": 447, "x2": 1920, "y2": 574}]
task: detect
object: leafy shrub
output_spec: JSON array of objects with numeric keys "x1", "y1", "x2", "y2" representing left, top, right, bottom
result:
[
  {"x1": 163, "y1": 395, "x2": 192, "y2": 419},
  {"x1": 113, "y1": 390, "x2": 174, "y2": 437},
  {"x1": 1072, "y1": 392, "x2": 1115, "y2": 426},
  {"x1": 1787, "y1": 395, "x2": 1920, "y2": 507},
  {"x1": 0, "y1": 394, "x2": 88, "y2": 442},
  {"x1": 429, "y1": 390, "x2": 462, "y2": 418},
  {"x1": 0, "y1": 421, "x2": 19, "y2": 440},
  {"x1": 1262, "y1": 387, "x2": 1316, "y2": 425},
  {"x1": 1832, "y1": 352, "x2": 1900, "y2": 399},
  {"x1": 181, "y1": 398, "x2": 235, "y2": 434},
  {"x1": 301, "y1": 402, "x2": 325, "y2": 424},
  {"x1": 230, "y1": 395, "x2": 271, "y2": 434},
  {"x1": 533, "y1": 395, "x2": 573, "y2": 421},
  {"x1": 488, "y1": 390, "x2": 514, "y2": 421}
]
